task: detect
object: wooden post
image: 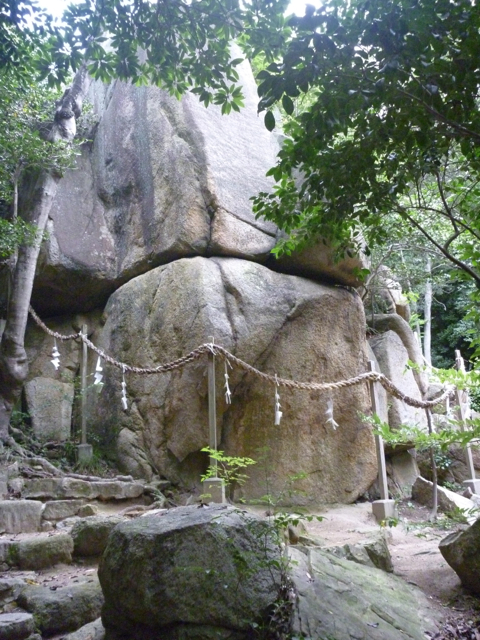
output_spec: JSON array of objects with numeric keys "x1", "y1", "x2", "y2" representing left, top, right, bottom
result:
[
  {"x1": 368, "y1": 361, "x2": 396, "y2": 522},
  {"x1": 207, "y1": 336, "x2": 218, "y2": 475},
  {"x1": 204, "y1": 337, "x2": 225, "y2": 503},
  {"x1": 455, "y1": 350, "x2": 480, "y2": 494},
  {"x1": 76, "y1": 325, "x2": 93, "y2": 463},
  {"x1": 80, "y1": 324, "x2": 88, "y2": 445}
]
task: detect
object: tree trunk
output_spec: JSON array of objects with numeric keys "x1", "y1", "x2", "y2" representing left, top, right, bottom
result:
[
  {"x1": 423, "y1": 256, "x2": 432, "y2": 366},
  {"x1": 0, "y1": 65, "x2": 89, "y2": 442}
]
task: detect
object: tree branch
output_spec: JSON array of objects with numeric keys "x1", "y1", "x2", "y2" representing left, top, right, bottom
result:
[{"x1": 401, "y1": 210, "x2": 480, "y2": 287}]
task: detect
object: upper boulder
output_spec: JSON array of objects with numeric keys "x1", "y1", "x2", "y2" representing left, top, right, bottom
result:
[{"x1": 32, "y1": 56, "x2": 364, "y2": 316}]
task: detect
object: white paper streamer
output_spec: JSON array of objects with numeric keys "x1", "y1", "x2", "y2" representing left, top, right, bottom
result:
[
  {"x1": 224, "y1": 360, "x2": 232, "y2": 404},
  {"x1": 94, "y1": 356, "x2": 103, "y2": 389},
  {"x1": 51, "y1": 339, "x2": 60, "y2": 370},
  {"x1": 325, "y1": 396, "x2": 338, "y2": 430},
  {"x1": 121, "y1": 366, "x2": 128, "y2": 411},
  {"x1": 274, "y1": 375, "x2": 282, "y2": 426}
]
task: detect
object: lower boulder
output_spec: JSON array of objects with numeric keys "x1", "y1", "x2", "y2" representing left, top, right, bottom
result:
[
  {"x1": 439, "y1": 518, "x2": 480, "y2": 595},
  {"x1": 98, "y1": 505, "x2": 282, "y2": 640},
  {"x1": 291, "y1": 547, "x2": 439, "y2": 639}
]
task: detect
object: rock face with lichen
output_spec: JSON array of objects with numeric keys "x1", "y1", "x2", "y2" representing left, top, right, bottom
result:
[
  {"x1": 88, "y1": 257, "x2": 376, "y2": 502},
  {"x1": 16, "y1": 54, "x2": 377, "y2": 502}
]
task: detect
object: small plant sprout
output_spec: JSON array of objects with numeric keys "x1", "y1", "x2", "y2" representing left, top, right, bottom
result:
[{"x1": 201, "y1": 448, "x2": 257, "y2": 500}]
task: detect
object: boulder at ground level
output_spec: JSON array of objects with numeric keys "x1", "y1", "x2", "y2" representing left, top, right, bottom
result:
[
  {"x1": 439, "y1": 518, "x2": 480, "y2": 595},
  {"x1": 7, "y1": 533, "x2": 73, "y2": 570},
  {"x1": 71, "y1": 516, "x2": 124, "y2": 557},
  {"x1": 412, "y1": 477, "x2": 476, "y2": 518},
  {"x1": 17, "y1": 578, "x2": 103, "y2": 635},
  {"x1": 291, "y1": 547, "x2": 440, "y2": 640},
  {"x1": 0, "y1": 613, "x2": 35, "y2": 640},
  {"x1": 0, "y1": 501, "x2": 43, "y2": 534},
  {"x1": 98, "y1": 505, "x2": 281, "y2": 640}
]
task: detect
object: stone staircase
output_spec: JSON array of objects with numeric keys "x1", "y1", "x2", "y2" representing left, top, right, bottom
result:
[{"x1": 0, "y1": 456, "x2": 169, "y2": 640}]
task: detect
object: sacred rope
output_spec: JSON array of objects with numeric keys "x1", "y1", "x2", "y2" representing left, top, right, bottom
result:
[{"x1": 29, "y1": 306, "x2": 452, "y2": 410}]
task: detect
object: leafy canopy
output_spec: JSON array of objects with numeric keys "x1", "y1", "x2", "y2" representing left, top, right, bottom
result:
[{"x1": 252, "y1": 0, "x2": 480, "y2": 268}]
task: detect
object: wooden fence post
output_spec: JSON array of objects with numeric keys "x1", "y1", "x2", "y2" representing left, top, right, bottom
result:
[
  {"x1": 204, "y1": 337, "x2": 225, "y2": 503},
  {"x1": 368, "y1": 361, "x2": 397, "y2": 522},
  {"x1": 455, "y1": 350, "x2": 480, "y2": 495},
  {"x1": 76, "y1": 324, "x2": 93, "y2": 463}
]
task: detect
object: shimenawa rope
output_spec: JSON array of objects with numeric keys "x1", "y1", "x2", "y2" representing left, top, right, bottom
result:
[{"x1": 29, "y1": 306, "x2": 452, "y2": 409}]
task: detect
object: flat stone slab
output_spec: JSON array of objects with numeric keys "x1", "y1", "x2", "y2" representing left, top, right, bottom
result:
[
  {"x1": 291, "y1": 547, "x2": 440, "y2": 640},
  {"x1": 43, "y1": 500, "x2": 84, "y2": 521},
  {"x1": 0, "y1": 612, "x2": 35, "y2": 640},
  {"x1": 6, "y1": 533, "x2": 73, "y2": 570},
  {"x1": 22, "y1": 478, "x2": 144, "y2": 501},
  {"x1": 17, "y1": 578, "x2": 103, "y2": 635},
  {"x1": 0, "y1": 501, "x2": 43, "y2": 534}
]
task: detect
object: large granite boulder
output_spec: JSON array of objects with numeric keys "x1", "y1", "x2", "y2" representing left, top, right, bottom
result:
[
  {"x1": 439, "y1": 518, "x2": 480, "y2": 594},
  {"x1": 31, "y1": 57, "x2": 363, "y2": 317},
  {"x1": 291, "y1": 547, "x2": 439, "y2": 639},
  {"x1": 369, "y1": 330, "x2": 426, "y2": 430},
  {"x1": 88, "y1": 256, "x2": 376, "y2": 503},
  {"x1": 98, "y1": 505, "x2": 281, "y2": 640}
]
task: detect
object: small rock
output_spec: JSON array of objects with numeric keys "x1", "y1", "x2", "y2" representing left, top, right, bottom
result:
[
  {"x1": 71, "y1": 516, "x2": 124, "y2": 557},
  {"x1": 43, "y1": 500, "x2": 84, "y2": 521},
  {"x1": 40, "y1": 521, "x2": 54, "y2": 532},
  {"x1": 61, "y1": 617, "x2": 105, "y2": 640},
  {"x1": 7, "y1": 479, "x2": 24, "y2": 496},
  {"x1": 77, "y1": 504, "x2": 99, "y2": 518},
  {"x1": 0, "y1": 612, "x2": 35, "y2": 640}
]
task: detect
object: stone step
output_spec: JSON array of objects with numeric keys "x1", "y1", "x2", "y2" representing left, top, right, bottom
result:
[
  {"x1": 0, "y1": 612, "x2": 35, "y2": 640},
  {"x1": 17, "y1": 578, "x2": 103, "y2": 636}
]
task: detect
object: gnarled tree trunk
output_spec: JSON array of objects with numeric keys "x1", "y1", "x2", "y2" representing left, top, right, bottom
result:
[{"x1": 0, "y1": 65, "x2": 89, "y2": 441}]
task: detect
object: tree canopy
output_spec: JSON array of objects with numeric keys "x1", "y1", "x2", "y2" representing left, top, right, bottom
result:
[{"x1": 252, "y1": 0, "x2": 480, "y2": 288}]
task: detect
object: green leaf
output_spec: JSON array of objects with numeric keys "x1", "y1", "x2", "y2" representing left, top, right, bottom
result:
[
  {"x1": 264, "y1": 110, "x2": 276, "y2": 131},
  {"x1": 282, "y1": 95, "x2": 294, "y2": 115}
]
